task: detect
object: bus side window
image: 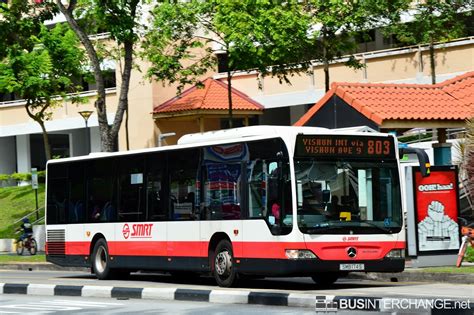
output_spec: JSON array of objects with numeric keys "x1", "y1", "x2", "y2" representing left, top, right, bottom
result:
[
  {"x1": 68, "y1": 162, "x2": 85, "y2": 223},
  {"x1": 87, "y1": 158, "x2": 117, "y2": 223},
  {"x1": 118, "y1": 157, "x2": 145, "y2": 222},
  {"x1": 201, "y1": 144, "x2": 246, "y2": 221},
  {"x1": 146, "y1": 152, "x2": 167, "y2": 221},
  {"x1": 46, "y1": 163, "x2": 68, "y2": 224},
  {"x1": 168, "y1": 148, "x2": 199, "y2": 221}
]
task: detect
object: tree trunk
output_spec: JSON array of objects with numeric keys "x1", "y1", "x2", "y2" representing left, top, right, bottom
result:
[
  {"x1": 323, "y1": 39, "x2": 330, "y2": 92},
  {"x1": 227, "y1": 69, "x2": 233, "y2": 129},
  {"x1": 24, "y1": 102, "x2": 51, "y2": 161},
  {"x1": 429, "y1": 40, "x2": 436, "y2": 85},
  {"x1": 57, "y1": 0, "x2": 112, "y2": 151},
  {"x1": 110, "y1": 39, "x2": 134, "y2": 150},
  {"x1": 38, "y1": 120, "x2": 52, "y2": 161}
]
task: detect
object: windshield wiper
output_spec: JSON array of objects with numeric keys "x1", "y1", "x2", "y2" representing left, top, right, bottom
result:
[
  {"x1": 360, "y1": 221, "x2": 393, "y2": 233},
  {"x1": 304, "y1": 225, "x2": 347, "y2": 234}
]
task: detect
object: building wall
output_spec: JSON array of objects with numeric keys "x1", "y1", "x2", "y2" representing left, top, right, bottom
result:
[
  {"x1": 156, "y1": 118, "x2": 221, "y2": 146},
  {"x1": 217, "y1": 40, "x2": 474, "y2": 99},
  {"x1": 117, "y1": 59, "x2": 156, "y2": 151},
  {"x1": 0, "y1": 38, "x2": 472, "y2": 163}
]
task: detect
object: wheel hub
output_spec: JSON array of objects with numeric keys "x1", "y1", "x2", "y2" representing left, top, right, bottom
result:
[
  {"x1": 94, "y1": 246, "x2": 107, "y2": 273},
  {"x1": 215, "y1": 250, "x2": 232, "y2": 276}
]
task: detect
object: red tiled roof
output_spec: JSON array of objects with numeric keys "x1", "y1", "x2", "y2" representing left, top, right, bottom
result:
[
  {"x1": 294, "y1": 71, "x2": 474, "y2": 127},
  {"x1": 153, "y1": 78, "x2": 264, "y2": 114}
]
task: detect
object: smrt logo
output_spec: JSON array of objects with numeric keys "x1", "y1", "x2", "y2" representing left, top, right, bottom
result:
[
  {"x1": 122, "y1": 224, "x2": 130, "y2": 239},
  {"x1": 342, "y1": 236, "x2": 359, "y2": 242},
  {"x1": 123, "y1": 223, "x2": 153, "y2": 239}
]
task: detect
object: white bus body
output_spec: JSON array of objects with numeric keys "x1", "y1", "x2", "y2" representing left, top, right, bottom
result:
[{"x1": 46, "y1": 126, "x2": 406, "y2": 287}]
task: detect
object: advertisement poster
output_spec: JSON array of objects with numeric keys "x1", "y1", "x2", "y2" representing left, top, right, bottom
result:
[{"x1": 414, "y1": 166, "x2": 460, "y2": 253}]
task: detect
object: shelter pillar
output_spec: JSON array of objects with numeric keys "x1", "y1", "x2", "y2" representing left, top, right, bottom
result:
[{"x1": 432, "y1": 128, "x2": 452, "y2": 165}]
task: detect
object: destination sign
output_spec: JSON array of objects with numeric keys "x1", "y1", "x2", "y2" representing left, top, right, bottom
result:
[{"x1": 295, "y1": 135, "x2": 396, "y2": 159}]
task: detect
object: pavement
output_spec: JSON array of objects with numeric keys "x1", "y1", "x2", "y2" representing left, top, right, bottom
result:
[{"x1": 0, "y1": 255, "x2": 473, "y2": 311}]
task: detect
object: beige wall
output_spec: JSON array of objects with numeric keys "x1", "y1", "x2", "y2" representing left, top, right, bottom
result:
[
  {"x1": 155, "y1": 117, "x2": 221, "y2": 146},
  {"x1": 0, "y1": 93, "x2": 117, "y2": 126},
  {"x1": 1, "y1": 39, "x2": 472, "y2": 153},
  {"x1": 117, "y1": 58, "x2": 155, "y2": 151},
  {"x1": 214, "y1": 42, "x2": 473, "y2": 98},
  {"x1": 428, "y1": 45, "x2": 474, "y2": 77}
]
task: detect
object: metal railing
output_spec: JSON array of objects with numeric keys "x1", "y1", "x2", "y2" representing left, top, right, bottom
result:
[
  {"x1": 13, "y1": 206, "x2": 45, "y2": 235},
  {"x1": 398, "y1": 128, "x2": 467, "y2": 144}
]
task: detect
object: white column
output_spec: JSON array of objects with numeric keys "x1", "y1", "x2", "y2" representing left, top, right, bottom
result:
[
  {"x1": 16, "y1": 134, "x2": 31, "y2": 173},
  {"x1": 90, "y1": 126, "x2": 101, "y2": 152}
]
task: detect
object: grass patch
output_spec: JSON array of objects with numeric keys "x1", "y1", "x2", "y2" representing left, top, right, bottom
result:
[
  {"x1": 465, "y1": 246, "x2": 474, "y2": 263},
  {"x1": 418, "y1": 266, "x2": 474, "y2": 273},
  {"x1": 0, "y1": 184, "x2": 45, "y2": 238},
  {"x1": 0, "y1": 254, "x2": 46, "y2": 263}
]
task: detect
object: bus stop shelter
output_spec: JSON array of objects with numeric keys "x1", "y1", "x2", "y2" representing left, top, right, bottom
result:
[
  {"x1": 294, "y1": 71, "x2": 474, "y2": 165},
  {"x1": 153, "y1": 78, "x2": 264, "y2": 145}
]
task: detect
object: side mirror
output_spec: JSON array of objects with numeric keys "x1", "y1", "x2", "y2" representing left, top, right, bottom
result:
[
  {"x1": 322, "y1": 190, "x2": 330, "y2": 203},
  {"x1": 399, "y1": 147, "x2": 431, "y2": 177}
]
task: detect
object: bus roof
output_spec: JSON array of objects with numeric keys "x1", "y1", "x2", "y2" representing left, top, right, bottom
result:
[
  {"x1": 47, "y1": 125, "x2": 390, "y2": 165},
  {"x1": 177, "y1": 125, "x2": 327, "y2": 145}
]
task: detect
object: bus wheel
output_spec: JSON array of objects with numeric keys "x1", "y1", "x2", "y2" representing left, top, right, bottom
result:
[
  {"x1": 213, "y1": 240, "x2": 237, "y2": 287},
  {"x1": 311, "y1": 273, "x2": 339, "y2": 286},
  {"x1": 92, "y1": 239, "x2": 112, "y2": 280}
]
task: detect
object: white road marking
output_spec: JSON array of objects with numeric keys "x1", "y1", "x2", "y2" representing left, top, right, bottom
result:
[
  {"x1": 0, "y1": 299, "x2": 124, "y2": 314},
  {"x1": 49, "y1": 299, "x2": 123, "y2": 306}
]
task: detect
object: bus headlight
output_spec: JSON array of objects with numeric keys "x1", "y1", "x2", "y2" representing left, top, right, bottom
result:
[
  {"x1": 385, "y1": 249, "x2": 405, "y2": 259},
  {"x1": 285, "y1": 249, "x2": 318, "y2": 260}
]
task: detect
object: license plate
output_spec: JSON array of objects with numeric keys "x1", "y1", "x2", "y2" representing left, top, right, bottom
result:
[{"x1": 339, "y1": 263, "x2": 365, "y2": 271}]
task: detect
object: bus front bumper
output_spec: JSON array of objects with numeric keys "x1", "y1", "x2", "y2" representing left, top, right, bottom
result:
[{"x1": 236, "y1": 258, "x2": 404, "y2": 276}]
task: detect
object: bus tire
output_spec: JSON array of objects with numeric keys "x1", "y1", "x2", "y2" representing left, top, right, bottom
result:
[
  {"x1": 92, "y1": 239, "x2": 112, "y2": 280},
  {"x1": 213, "y1": 239, "x2": 237, "y2": 287},
  {"x1": 311, "y1": 273, "x2": 339, "y2": 286}
]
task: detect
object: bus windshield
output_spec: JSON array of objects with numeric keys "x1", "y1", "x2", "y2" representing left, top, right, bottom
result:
[{"x1": 294, "y1": 159, "x2": 402, "y2": 234}]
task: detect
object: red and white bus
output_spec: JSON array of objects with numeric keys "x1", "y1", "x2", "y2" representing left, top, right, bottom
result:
[{"x1": 45, "y1": 126, "x2": 429, "y2": 287}]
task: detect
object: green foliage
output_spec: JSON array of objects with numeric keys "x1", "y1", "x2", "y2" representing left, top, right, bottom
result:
[
  {"x1": 465, "y1": 246, "x2": 474, "y2": 263},
  {"x1": 0, "y1": 23, "x2": 86, "y2": 108},
  {"x1": 383, "y1": 0, "x2": 471, "y2": 46},
  {"x1": 142, "y1": 0, "x2": 311, "y2": 93},
  {"x1": 302, "y1": 0, "x2": 386, "y2": 90},
  {"x1": 0, "y1": 0, "x2": 57, "y2": 59},
  {"x1": 0, "y1": 1, "x2": 87, "y2": 159},
  {"x1": 10, "y1": 173, "x2": 31, "y2": 182},
  {"x1": 0, "y1": 174, "x2": 10, "y2": 182},
  {"x1": 467, "y1": 118, "x2": 474, "y2": 200}
]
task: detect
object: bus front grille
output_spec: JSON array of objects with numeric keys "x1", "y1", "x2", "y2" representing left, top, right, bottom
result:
[{"x1": 46, "y1": 229, "x2": 65, "y2": 257}]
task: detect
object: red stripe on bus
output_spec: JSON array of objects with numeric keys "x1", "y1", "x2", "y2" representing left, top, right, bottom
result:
[{"x1": 51, "y1": 240, "x2": 402, "y2": 260}]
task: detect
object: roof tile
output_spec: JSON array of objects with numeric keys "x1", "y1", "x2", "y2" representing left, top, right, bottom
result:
[
  {"x1": 154, "y1": 78, "x2": 264, "y2": 114},
  {"x1": 295, "y1": 71, "x2": 474, "y2": 126}
]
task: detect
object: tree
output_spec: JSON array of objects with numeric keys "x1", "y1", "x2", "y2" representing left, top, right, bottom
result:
[
  {"x1": 56, "y1": 0, "x2": 144, "y2": 151},
  {"x1": 0, "y1": 1, "x2": 85, "y2": 161},
  {"x1": 382, "y1": 0, "x2": 472, "y2": 84},
  {"x1": 466, "y1": 118, "x2": 474, "y2": 208},
  {"x1": 142, "y1": 0, "x2": 311, "y2": 128},
  {"x1": 302, "y1": 0, "x2": 384, "y2": 92}
]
